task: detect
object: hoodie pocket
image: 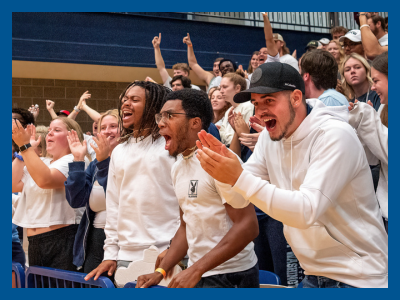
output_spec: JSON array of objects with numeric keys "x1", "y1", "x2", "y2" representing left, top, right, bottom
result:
[{"x1": 284, "y1": 225, "x2": 363, "y2": 278}]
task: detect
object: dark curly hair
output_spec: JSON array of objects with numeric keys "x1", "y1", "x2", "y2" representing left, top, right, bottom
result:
[
  {"x1": 118, "y1": 81, "x2": 171, "y2": 143},
  {"x1": 12, "y1": 108, "x2": 35, "y2": 127},
  {"x1": 165, "y1": 89, "x2": 213, "y2": 131}
]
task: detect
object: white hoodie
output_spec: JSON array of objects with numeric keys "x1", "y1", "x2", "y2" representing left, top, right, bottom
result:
[
  {"x1": 219, "y1": 99, "x2": 388, "y2": 288},
  {"x1": 348, "y1": 102, "x2": 388, "y2": 220},
  {"x1": 104, "y1": 135, "x2": 180, "y2": 262}
]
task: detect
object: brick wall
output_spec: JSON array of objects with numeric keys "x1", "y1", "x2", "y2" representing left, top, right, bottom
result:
[{"x1": 12, "y1": 78, "x2": 131, "y2": 133}]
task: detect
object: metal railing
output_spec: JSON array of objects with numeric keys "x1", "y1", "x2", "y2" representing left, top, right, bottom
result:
[{"x1": 116, "y1": 12, "x2": 388, "y2": 33}]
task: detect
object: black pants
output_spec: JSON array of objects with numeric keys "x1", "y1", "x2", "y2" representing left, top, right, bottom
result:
[
  {"x1": 28, "y1": 225, "x2": 78, "y2": 271},
  {"x1": 12, "y1": 241, "x2": 26, "y2": 267},
  {"x1": 194, "y1": 264, "x2": 259, "y2": 288}
]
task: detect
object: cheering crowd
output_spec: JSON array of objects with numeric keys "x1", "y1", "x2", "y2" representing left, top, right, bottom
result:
[{"x1": 12, "y1": 12, "x2": 388, "y2": 288}]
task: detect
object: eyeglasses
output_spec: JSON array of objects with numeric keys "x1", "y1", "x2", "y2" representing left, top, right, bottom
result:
[{"x1": 155, "y1": 111, "x2": 190, "y2": 124}]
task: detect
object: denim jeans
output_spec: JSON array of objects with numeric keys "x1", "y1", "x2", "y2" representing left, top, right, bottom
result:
[
  {"x1": 253, "y1": 213, "x2": 287, "y2": 286},
  {"x1": 302, "y1": 275, "x2": 356, "y2": 288}
]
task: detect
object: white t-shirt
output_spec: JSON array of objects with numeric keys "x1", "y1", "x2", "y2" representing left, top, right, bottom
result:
[
  {"x1": 207, "y1": 76, "x2": 222, "y2": 93},
  {"x1": 13, "y1": 154, "x2": 82, "y2": 228},
  {"x1": 263, "y1": 53, "x2": 299, "y2": 72},
  {"x1": 89, "y1": 181, "x2": 107, "y2": 229},
  {"x1": 171, "y1": 154, "x2": 257, "y2": 277},
  {"x1": 378, "y1": 33, "x2": 388, "y2": 46},
  {"x1": 219, "y1": 101, "x2": 254, "y2": 146},
  {"x1": 84, "y1": 134, "x2": 96, "y2": 161},
  {"x1": 164, "y1": 76, "x2": 201, "y2": 91}
]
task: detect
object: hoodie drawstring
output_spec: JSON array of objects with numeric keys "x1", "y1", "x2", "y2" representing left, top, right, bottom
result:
[{"x1": 291, "y1": 136, "x2": 293, "y2": 191}]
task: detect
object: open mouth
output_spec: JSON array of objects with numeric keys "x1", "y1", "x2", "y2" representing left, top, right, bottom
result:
[
  {"x1": 122, "y1": 111, "x2": 133, "y2": 121},
  {"x1": 264, "y1": 118, "x2": 276, "y2": 131},
  {"x1": 163, "y1": 135, "x2": 172, "y2": 150}
]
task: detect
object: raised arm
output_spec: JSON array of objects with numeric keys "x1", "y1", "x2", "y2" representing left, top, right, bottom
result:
[
  {"x1": 263, "y1": 13, "x2": 278, "y2": 57},
  {"x1": 46, "y1": 100, "x2": 58, "y2": 120},
  {"x1": 152, "y1": 33, "x2": 170, "y2": 84},
  {"x1": 183, "y1": 33, "x2": 214, "y2": 85},
  {"x1": 12, "y1": 156, "x2": 25, "y2": 193},
  {"x1": 12, "y1": 122, "x2": 67, "y2": 189},
  {"x1": 68, "y1": 90, "x2": 92, "y2": 120},
  {"x1": 359, "y1": 13, "x2": 388, "y2": 59},
  {"x1": 80, "y1": 97, "x2": 101, "y2": 122}
]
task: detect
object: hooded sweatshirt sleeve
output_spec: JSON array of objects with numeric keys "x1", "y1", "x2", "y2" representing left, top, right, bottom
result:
[
  {"x1": 348, "y1": 102, "x2": 388, "y2": 166},
  {"x1": 103, "y1": 154, "x2": 120, "y2": 261},
  {"x1": 231, "y1": 124, "x2": 363, "y2": 229}
]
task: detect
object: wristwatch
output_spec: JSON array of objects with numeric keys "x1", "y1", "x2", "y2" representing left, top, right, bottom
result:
[
  {"x1": 74, "y1": 106, "x2": 80, "y2": 112},
  {"x1": 19, "y1": 143, "x2": 32, "y2": 152}
]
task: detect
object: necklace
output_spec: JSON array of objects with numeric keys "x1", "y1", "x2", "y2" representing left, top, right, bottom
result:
[{"x1": 182, "y1": 145, "x2": 197, "y2": 160}]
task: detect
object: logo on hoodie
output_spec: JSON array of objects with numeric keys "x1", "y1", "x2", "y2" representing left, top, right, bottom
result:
[{"x1": 188, "y1": 180, "x2": 198, "y2": 198}]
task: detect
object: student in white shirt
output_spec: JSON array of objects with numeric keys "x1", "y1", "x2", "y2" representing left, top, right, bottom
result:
[
  {"x1": 348, "y1": 51, "x2": 388, "y2": 232},
  {"x1": 152, "y1": 33, "x2": 201, "y2": 90},
  {"x1": 136, "y1": 89, "x2": 258, "y2": 288},
  {"x1": 12, "y1": 117, "x2": 87, "y2": 271},
  {"x1": 196, "y1": 62, "x2": 388, "y2": 288},
  {"x1": 219, "y1": 71, "x2": 254, "y2": 146},
  {"x1": 183, "y1": 33, "x2": 223, "y2": 93},
  {"x1": 84, "y1": 81, "x2": 180, "y2": 284}
]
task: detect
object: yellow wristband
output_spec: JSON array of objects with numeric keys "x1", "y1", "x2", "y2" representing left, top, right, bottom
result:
[{"x1": 155, "y1": 268, "x2": 166, "y2": 279}]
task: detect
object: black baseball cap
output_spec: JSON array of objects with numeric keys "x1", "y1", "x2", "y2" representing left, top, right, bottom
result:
[{"x1": 233, "y1": 62, "x2": 305, "y2": 103}]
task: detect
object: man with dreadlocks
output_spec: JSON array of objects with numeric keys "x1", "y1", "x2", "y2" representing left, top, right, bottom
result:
[{"x1": 85, "y1": 81, "x2": 180, "y2": 286}]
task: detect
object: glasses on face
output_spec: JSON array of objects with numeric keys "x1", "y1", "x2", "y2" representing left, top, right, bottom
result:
[{"x1": 155, "y1": 111, "x2": 190, "y2": 124}]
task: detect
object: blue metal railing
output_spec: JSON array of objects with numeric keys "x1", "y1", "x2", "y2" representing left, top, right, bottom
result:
[
  {"x1": 12, "y1": 262, "x2": 25, "y2": 288},
  {"x1": 25, "y1": 266, "x2": 115, "y2": 288}
]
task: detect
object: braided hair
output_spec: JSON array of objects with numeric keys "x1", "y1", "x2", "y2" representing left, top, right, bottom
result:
[{"x1": 118, "y1": 81, "x2": 171, "y2": 143}]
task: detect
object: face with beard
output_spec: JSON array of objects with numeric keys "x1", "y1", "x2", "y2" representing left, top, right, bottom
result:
[
  {"x1": 219, "y1": 61, "x2": 235, "y2": 77},
  {"x1": 251, "y1": 91, "x2": 297, "y2": 141},
  {"x1": 158, "y1": 100, "x2": 192, "y2": 157}
]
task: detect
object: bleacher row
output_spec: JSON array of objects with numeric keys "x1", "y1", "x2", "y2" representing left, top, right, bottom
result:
[{"x1": 12, "y1": 262, "x2": 293, "y2": 288}]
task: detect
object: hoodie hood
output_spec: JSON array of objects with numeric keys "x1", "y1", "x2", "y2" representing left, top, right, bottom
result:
[{"x1": 283, "y1": 98, "x2": 349, "y2": 143}]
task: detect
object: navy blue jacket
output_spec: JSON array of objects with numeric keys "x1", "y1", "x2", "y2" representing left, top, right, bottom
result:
[{"x1": 64, "y1": 157, "x2": 110, "y2": 269}]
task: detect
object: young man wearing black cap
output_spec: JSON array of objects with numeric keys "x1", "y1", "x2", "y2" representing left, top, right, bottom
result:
[{"x1": 196, "y1": 62, "x2": 388, "y2": 288}]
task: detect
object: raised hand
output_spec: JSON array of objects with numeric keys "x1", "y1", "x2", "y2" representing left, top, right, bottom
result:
[
  {"x1": 196, "y1": 130, "x2": 227, "y2": 156},
  {"x1": 239, "y1": 132, "x2": 261, "y2": 151},
  {"x1": 228, "y1": 109, "x2": 236, "y2": 131},
  {"x1": 91, "y1": 133, "x2": 111, "y2": 162},
  {"x1": 27, "y1": 124, "x2": 41, "y2": 149},
  {"x1": 196, "y1": 142, "x2": 243, "y2": 186},
  {"x1": 152, "y1": 33, "x2": 161, "y2": 48},
  {"x1": 78, "y1": 91, "x2": 91, "y2": 109},
  {"x1": 145, "y1": 76, "x2": 157, "y2": 83},
  {"x1": 67, "y1": 130, "x2": 87, "y2": 161},
  {"x1": 234, "y1": 112, "x2": 250, "y2": 137},
  {"x1": 292, "y1": 49, "x2": 297, "y2": 59},
  {"x1": 12, "y1": 119, "x2": 31, "y2": 147},
  {"x1": 46, "y1": 100, "x2": 55, "y2": 111},
  {"x1": 183, "y1": 33, "x2": 192, "y2": 46},
  {"x1": 28, "y1": 105, "x2": 39, "y2": 120}
]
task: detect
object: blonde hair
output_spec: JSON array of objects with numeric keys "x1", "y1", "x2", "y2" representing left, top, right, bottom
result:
[
  {"x1": 209, "y1": 87, "x2": 232, "y2": 124},
  {"x1": 328, "y1": 40, "x2": 345, "y2": 65},
  {"x1": 340, "y1": 53, "x2": 373, "y2": 99},
  {"x1": 223, "y1": 69, "x2": 247, "y2": 92},
  {"x1": 98, "y1": 109, "x2": 119, "y2": 129},
  {"x1": 35, "y1": 125, "x2": 48, "y2": 157}
]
